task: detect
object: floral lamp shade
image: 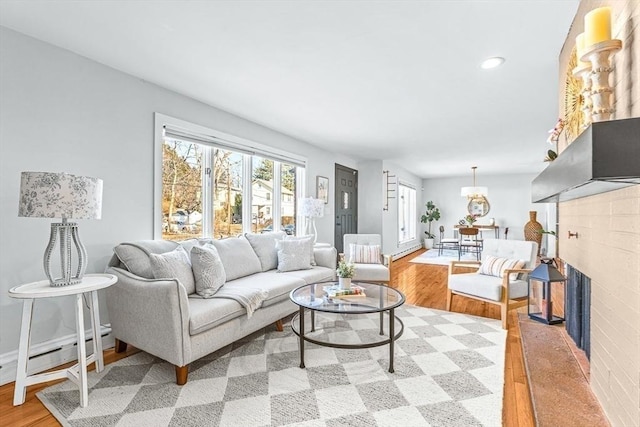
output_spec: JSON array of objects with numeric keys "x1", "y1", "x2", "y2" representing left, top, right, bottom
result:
[
  {"x1": 298, "y1": 197, "x2": 324, "y2": 218},
  {"x1": 18, "y1": 171, "x2": 103, "y2": 287},
  {"x1": 19, "y1": 172, "x2": 103, "y2": 220}
]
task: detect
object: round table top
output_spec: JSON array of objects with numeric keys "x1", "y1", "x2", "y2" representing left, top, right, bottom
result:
[
  {"x1": 290, "y1": 281, "x2": 405, "y2": 314},
  {"x1": 8, "y1": 274, "x2": 117, "y2": 299}
]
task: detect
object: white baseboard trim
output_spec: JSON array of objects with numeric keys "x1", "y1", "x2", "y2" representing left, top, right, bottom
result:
[
  {"x1": 392, "y1": 243, "x2": 422, "y2": 261},
  {"x1": 0, "y1": 325, "x2": 113, "y2": 387}
]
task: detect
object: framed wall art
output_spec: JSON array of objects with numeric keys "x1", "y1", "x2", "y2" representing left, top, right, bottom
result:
[{"x1": 316, "y1": 176, "x2": 329, "y2": 204}]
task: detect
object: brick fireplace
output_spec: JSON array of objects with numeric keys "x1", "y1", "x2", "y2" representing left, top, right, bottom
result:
[{"x1": 553, "y1": 2, "x2": 639, "y2": 426}]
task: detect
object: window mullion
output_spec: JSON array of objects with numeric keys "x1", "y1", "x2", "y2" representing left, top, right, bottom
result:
[
  {"x1": 242, "y1": 154, "x2": 253, "y2": 234},
  {"x1": 202, "y1": 147, "x2": 214, "y2": 238},
  {"x1": 273, "y1": 162, "x2": 282, "y2": 231}
]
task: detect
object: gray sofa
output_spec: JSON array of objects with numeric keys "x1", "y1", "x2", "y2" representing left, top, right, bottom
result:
[{"x1": 105, "y1": 234, "x2": 337, "y2": 384}]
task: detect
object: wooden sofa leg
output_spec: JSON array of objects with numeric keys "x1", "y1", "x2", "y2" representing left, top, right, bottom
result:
[
  {"x1": 501, "y1": 304, "x2": 509, "y2": 330},
  {"x1": 275, "y1": 319, "x2": 284, "y2": 332},
  {"x1": 176, "y1": 365, "x2": 189, "y2": 385},
  {"x1": 445, "y1": 289, "x2": 453, "y2": 311},
  {"x1": 114, "y1": 339, "x2": 127, "y2": 353}
]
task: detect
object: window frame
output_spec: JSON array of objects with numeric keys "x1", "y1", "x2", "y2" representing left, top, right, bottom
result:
[
  {"x1": 154, "y1": 113, "x2": 306, "y2": 239},
  {"x1": 397, "y1": 181, "x2": 417, "y2": 245}
]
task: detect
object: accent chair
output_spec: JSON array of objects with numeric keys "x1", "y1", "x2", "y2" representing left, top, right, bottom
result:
[
  {"x1": 446, "y1": 239, "x2": 538, "y2": 329},
  {"x1": 343, "y1": 234, "x2": 392, "y2": 285}
]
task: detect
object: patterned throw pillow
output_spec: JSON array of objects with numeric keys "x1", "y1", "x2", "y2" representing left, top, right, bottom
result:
[
  {"x1": 276, "y1": 239, "x2": 313, "y2": 272},
  {"x1": 283, "y1": 235, "x2": 316, "y2": 266},
  {"x1": 149, "y1": 246, "x2": 196, "y2": 294},
  {"x1": 348, "y1": 244, "x2": 381, "y2": 264},
  {"x1": 479, "y1": 255, "x2": 526, "y2": 281},
  {"x1": 190, "y1": 244, "x2": 226, "y2": 298}
]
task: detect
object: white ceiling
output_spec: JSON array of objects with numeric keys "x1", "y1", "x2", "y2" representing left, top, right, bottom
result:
[{"x1": 0, "y1": 0, "x2": 579, "y2": 178}]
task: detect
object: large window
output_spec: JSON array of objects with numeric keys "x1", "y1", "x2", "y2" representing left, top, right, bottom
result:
[
  {"x1": 398, "y1": 183, "x2": 417, "y2": 244},
  {"x1": 157, "y1": 114, "x2": 305, "y2": 240}
]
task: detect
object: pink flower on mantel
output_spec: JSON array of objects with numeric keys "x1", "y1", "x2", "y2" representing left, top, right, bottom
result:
[{"x1": 546, "y1": 118, "x2": 565, "y2": 145}]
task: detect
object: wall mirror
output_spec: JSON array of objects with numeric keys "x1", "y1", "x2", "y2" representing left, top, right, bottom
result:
[{"x1": 467, "y1": 196, "x2": 490, "y2": 217}]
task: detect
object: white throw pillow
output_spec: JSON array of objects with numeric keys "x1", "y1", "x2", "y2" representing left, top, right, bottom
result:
[
  {"x1": 149, "y1": 246, "x2": 196, "y2": 294},
  {"x1": 348, "y1": 243, "x2": 382, "y2": 264},
  {"x1": 283, "y1": 235, "x2": 316, "y2": 266},
  {"x1": 245, "y1": 231, "x2": 287, "y2": 271},
  {"x1": 479, "y1": 255, "x2": 526, "y2": 281},
  {"x1": 276, "y1": 239, "x2": 313, "y2": 272},
  {"x1": 190, "y1": 244, "x2": 226, "y2": 298},
  {"x1": 211, "y1": 236, "x2": 262, "y2": 281}
]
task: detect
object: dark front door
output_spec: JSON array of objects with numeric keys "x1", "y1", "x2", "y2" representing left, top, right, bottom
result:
[{"x1": 334, "y1": 164, "x2": 358, "y2": 253}]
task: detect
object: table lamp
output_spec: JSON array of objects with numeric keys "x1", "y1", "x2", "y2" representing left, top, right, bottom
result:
[
  {"x1": 18, "y1": 172, "x2": 103, "y2": 287},
  {"x1": 298, "y1": 197, "x2": 324, "y2": 243}
]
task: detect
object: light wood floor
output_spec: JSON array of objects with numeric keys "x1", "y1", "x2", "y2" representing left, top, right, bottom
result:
[{"x1": 0, "y1": 249, "x2": 534, "y2": 426}]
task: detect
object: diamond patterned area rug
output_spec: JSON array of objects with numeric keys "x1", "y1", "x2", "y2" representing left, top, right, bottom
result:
[
  {"x1": 409, "y1": 250, "x2": 477, "y2": 266},
  {"x1": 37, "y1": 305, "x2": 506, "y2": 427}
]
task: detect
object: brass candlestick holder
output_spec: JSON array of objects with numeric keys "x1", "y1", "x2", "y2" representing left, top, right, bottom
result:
[
  {"x1": 572, "y1": 62, "x2": 592, "y2": 129},
  {"x1": 581, "y1": 39, "x2": 622, "y2": 122}
]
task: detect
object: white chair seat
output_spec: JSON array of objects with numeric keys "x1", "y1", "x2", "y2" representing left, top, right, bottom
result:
[
  {"x1": 447, "y1": 272, "x2": 528, "y2": 302},
  {"x1": 352, "y1": 263, "x2": 390, "y2": 282}
]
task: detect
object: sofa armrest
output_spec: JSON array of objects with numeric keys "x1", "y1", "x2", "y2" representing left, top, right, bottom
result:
[
  {"x1": 314, "y1": 246, "x2": 338, "y2": 269},
  {"x1": 105, "y1": 266, "x2": 191, "y2": 367}
]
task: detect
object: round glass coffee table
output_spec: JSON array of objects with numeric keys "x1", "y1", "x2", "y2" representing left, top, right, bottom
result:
[{"x1": 289, "y1": 281, "x2": 405, "y2": 373}]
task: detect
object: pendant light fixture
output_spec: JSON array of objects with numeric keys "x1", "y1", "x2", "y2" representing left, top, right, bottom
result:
[{"x1": 460, "y1": 166, "x2": 488, "y2": 199}]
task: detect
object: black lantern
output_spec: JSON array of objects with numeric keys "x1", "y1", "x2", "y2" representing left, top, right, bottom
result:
[{"x1": 527, "y1": 260, "x2": 566, "y2": 325}]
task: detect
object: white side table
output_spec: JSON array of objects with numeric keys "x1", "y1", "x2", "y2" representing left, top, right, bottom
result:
[{"x1": 9, "y1": 273, "x2": 117, "y2": 407}]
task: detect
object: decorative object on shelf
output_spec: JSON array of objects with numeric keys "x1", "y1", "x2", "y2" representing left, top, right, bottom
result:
[
  {"x1": 336, "y1": 260, "x2": 355, "y2": 290},
  {"x1": 489, "y1": 218, "x2": 495, "y2": 226},
  {"x1": 570, "y1": 36, "x2": 592, "y2": 133},
  {"x1": 461, "y1": 166, "x2": 490, "y2": 217},
  {"x1": 524, "y1": 211, "x2": 543, "y2": 256},
  {"x1": 18, "y1": 172, "x2": 103, "y2": 287},
  {"x1": 544, "y1": 150, "x2": 558, "y2": 162},
  {"x1": 382, "y1": 170, "x2": 396, "y2": 211},
  {"x1": 527, "y1": 260, "x2": 566, "y2": 325},
  {"x1": 298, "y1": 197, "x2": 324, "y2": 243},
  {"x1": 464, "y1": 214, "x2": 479, "y2": 227},
  {"x1": 420, "y1": 201, "x2": 440, "y2": 249},
  {"x1": 316, "y1": 176, "x2": 329, "y2": 204},
  {"x1": 582, "y1": 6, "x2": 622, "y2": 122},
  {"x1": 546, "y1": 117, "x2": 566, "y2": 145}
]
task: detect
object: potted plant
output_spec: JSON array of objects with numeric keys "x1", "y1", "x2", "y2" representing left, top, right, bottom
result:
[
  {"x1": 464, "y1": 214, "x2": 479, "y2": 227},
  {"x1": 420, "y1": 201, "x2": 441, "y2": 249},
  {"x1": 336, "y1": 260, "x2": 356, "y2": 290}
]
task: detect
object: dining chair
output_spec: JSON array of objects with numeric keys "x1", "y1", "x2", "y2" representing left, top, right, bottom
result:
[
  {"x1": 438, "y1": 225, "x2": 459, "y2": 255},
  {"x1": 458, "y1": 227, "x2": 482, "y2": 261}
]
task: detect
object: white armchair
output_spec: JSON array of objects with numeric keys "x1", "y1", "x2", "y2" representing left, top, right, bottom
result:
[
  {"x1": 446, "y1": 239, "x2": 538, "y2": 329},
  {"x1": 343, "y1": 234, "x2": 393, "y2": 285}
]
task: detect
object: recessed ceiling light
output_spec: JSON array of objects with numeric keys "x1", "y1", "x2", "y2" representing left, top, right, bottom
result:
[{"x1": 481, "y1": 57, "x2": 505, "y2": 69}]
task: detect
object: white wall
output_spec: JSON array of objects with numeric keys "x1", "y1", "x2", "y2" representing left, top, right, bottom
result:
[
  {"x1": 422, "y1": 173, "x2": 556, "y2": 252},
  {"x1": 356, "y1": 160, "x2": 383, "y2": 234},
  {"x1": 0, "y1": 27, "x2": 357, "y2": 359}
]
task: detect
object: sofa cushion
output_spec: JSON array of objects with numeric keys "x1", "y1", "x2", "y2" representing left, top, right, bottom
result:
[
  {"x1": 283, "y1": 235, "x2": 316, "y2": 266},
  {"x1": 348, "y1": 243, "x2": 381, "y2": 264},
  {"x1": 227, "y1": 271, "x2": 304, "y2": 307},
  {"x1": 263, "y1": 266, "x2": 335, "y2": 288},
  {"x1": 191, "y1": 245, "x2": 226, "y2": 298},
  {"x1": 113, "y1": 240, "x2": 179, "y2": 278},
  {"x1": 188, "y1": 297, "x2": 245, "y2": 335},
  {"x1": 149, "y1": 246, "x2": 196, "y2": 294},
  {"x1": 211, "y1": 236, "x2": 262, "y2": 281},
  {"x1": 276, "y1": 239, "x2": 313, "y2": 272},
  {"x1": 448, "y1": 272, "x2": 528, "y2": 302},
  {"x1": 478, "y1": 255, "x2": 526, "y2": 281},
  {"x1": 245, "y1": 231, "x2": 287, "y2": 271}
]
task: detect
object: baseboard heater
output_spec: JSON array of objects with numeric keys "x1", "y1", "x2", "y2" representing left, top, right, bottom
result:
[
  {"x1": 393, "y1": 243, "x2": 422, "y2": 261},
  {"x1": 0, "y1": 325, "x2": 113, "y2": 386}
]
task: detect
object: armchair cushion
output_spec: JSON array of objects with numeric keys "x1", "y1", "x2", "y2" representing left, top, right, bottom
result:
[
  {"x1": 478, "y1": 255, "x2": 526, "y2": 281},
  {"x1": 448, "y1": 272, "x2": 528, "y2": 302},
  {"x1": 353, "y1": 263, "x2": 390, "y2": 282},
  {"x1": 149, "y1": 246, "x2": 196, "y2": 294},
  {"x1": 348, "y1": 244, "x2": 382, "y2": 264}
]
